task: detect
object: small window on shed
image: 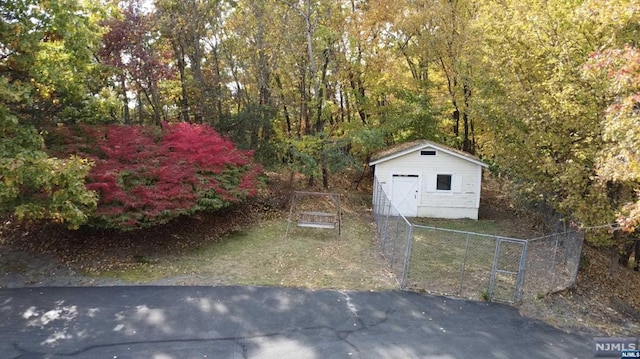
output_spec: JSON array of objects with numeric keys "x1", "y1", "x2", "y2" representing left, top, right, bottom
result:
[
  {"x1": 421, "y1": 150, "x2": 437, "y2": 156},
  {"x1": 436, "y1": 174, "x2": 452, "y2": 191}
]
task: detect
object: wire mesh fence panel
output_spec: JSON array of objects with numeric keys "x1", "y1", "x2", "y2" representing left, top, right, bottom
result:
[
  {"x1": 408, "y1": 226, "x2": 499, "y2": 300},
  {"x1": 547, "y1": 231, "x2": 583, "y2": 293},
  {"x1": 458, "y1": 234, "x2": 498, "y2": 300},
  {"x1": 387, "y1": 213, "x2": 412, "y2": 282},
  {"x1": 522, "y1": 235, "x2": 556, "y2": 299},
  {"x1": 377, "y1": 203, "x2": 390, "y2": 251},
  {"x1": 522, "y1": 231, "x2": 583, "y2": 299},
  {"x1": 372, "y1": 181, "x2": 391, "y2": 249},
  {"x1": 372, "y1": 179, "x2": 412, "y2": 286},
  {"x1": 407, "y1": 226, "x2": 462, "y2": 296},
  {"x1": 553, "y1": 231, "x2": 584, "y2": 291}
]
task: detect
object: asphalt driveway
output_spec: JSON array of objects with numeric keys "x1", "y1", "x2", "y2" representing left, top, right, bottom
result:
[{"x1": 0, "y1": 286, "x2": 591, "y2": 358}]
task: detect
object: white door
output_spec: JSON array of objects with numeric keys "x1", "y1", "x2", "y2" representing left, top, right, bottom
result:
[{"x1": 391, "y1": 175, "x2": 419, "y2": 217}]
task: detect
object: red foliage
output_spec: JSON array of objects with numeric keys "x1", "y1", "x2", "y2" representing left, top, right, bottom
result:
[
  {"x1": 53, "y1": 123, "x2": 262, "y2": 230},
  {"x1": 98, "y1": 1, "x2": 175, "y2": 105}
]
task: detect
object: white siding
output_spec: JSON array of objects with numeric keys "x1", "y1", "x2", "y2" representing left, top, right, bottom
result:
[
  {"x1": 373, "y1": 147, "x2": 483, "y2": 219},
  {"x1": 417, "y1": 207, "x2": 479, "y2": 219}
]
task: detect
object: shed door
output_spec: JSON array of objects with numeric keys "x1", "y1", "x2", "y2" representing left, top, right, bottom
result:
[{"x1": 391, "y1": 174, "x2": 419, "y2": 217}]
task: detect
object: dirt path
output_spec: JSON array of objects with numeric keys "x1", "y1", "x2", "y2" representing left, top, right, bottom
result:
[
  {"x1": 0, "y1": 247, "x2": 125, "y2": 287},
  {"x1": 0, "y1": 245, "x2": 238, "y2": 287}
]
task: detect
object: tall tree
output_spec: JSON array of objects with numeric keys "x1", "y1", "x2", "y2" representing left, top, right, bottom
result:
[
  {"x1": 474, "y1": 0, "x2": 638, "y2": 244},
  {"x1": 0, "y1": 0, "x2": 103, "y2": 227},
  {"x1": 155, "y1": 0, "x2": 226, "y2": 124},
  {"x1": 431, "y1": 0, "x2": 477, "y2": 153},
  {"x1": 586, "y1": 45, "x2": 640, "y2": 233},
  {"x1": 99, "y1": 0, "x2": 174, "y2": 126}
]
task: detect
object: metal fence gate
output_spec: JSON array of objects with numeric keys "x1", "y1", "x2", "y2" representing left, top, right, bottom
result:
[{"x1": 489, "y1": 238, "x2": 527, "y2": 303}]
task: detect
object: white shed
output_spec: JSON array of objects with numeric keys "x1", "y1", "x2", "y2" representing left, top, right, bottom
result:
[{"x1": 369, "y1": 140, "x2": 489, "y2": 219}]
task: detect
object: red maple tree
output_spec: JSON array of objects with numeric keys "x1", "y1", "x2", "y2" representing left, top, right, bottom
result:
[{"x1": 53, "y1": 123, "x2": 262, "y2": 229}]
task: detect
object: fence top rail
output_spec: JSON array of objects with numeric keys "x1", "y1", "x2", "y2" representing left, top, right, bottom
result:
[
  {"x1": 528, "y1": 230, "x2": 583, "y2": 242},
  {"x1": 411, "y1": 224, "x2": 526, "y2": 242},
  {"x1": 383, "y1": 209, "x2": 413, "y2": 226}
]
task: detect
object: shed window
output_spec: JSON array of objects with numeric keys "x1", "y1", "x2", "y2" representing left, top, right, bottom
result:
[
  {"x1": 421, "y1": 150, "x2": 437, "y2": 156},
  {"x1": 436, "y1": 174, "x2": 452, "y2": 191}
]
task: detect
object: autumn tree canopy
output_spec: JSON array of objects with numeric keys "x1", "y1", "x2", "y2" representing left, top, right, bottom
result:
[
  {"x1": 0, "y1": 0, "x2": 105, "y2": 228},
  {"x1": 1, "y1": 0, "x2": 639, "y2": 243}
]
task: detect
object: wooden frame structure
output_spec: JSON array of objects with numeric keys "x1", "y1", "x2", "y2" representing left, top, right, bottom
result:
[{"x1": 286, "y1": 191, "x2": 342, "y2": 239}]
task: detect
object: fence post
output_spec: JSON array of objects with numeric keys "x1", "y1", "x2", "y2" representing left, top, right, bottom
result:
[
  {"x1": 514, "y1": 241, "x2": 528, "y2": 303},
  {"x1": 549, "y1": 234, "x2": 559, "y2": 292},
  {"x1": 488, "y1": 237, "x2": 502, "y2": 301},
  {"x1": 372, "y1": 179, "x2": 378, "y2": 225},
  {"x1": 382, "y1": 201, "x2": 392, "y2": 252},
  {"x1": 400, "y1": 223, "x2": 414, "y2": 289},
  {"x1": 390, "y1": 218, "x2": 398, "y2": 268},
  {"x1": 569, "y1": 231, "x2": 585, "y2": 286}
]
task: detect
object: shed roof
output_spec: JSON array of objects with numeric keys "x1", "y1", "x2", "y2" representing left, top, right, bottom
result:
[{"x1": 369, "y1": 140, "x2": 489, "y2": 168}]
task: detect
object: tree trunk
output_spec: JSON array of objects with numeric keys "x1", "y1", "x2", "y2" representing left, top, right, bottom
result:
[
  {"x1": 137, "y1": 90, "x2": 143, "y2": 124},
  {"x1": 298, "y1": 62, "x2": 310, "y2": 136},
  {"x1": 211, "y1": 42, "x2": 223, "y2": 123},
  {"x1": 348, "y1": 70, "x2": 367, "y2": 125},
  {"x1": 452, "y1": 109, "x2": 460, "y2": 138},
  {"x1": 190, "y1": 34, "x2": 206, "y2": 124},
  {"x1": 620, "y1": 239, "x2": 634, "y2": 268},
  {"x1": 462, "y1": 82, "x2": 474, "y2": 154},
  {"x1": 339, "y1": 89, "x2": 345, "y2": 123},
  {"x1": 149, "y1": 85, "x2": 163, "y2": 126},
  {"x1": 315, "y1": 48, "x2": 331, "y2": 133},
  {"x1": 275, "y1": 74, "x2": 291, "y2": 135},
  {"x1": 136, "y1": 80, "x2": 162, "y2": 126},
  {"x1": 174, "y1": 40, "x2": 190, "y2": 122},
  {"x1": 322, "y1": 165, "x2": 329, "y2": 188},
  {"x1": 121, "y1": 74, "x2": 130, "y2": 124},
  {"x1": 609, "y1": 245, "x2": 620, "y2": 278},
  {"x1": 254, "y1": 1, "x2": 271, "y2": 108},
  {"x1": 300, "y1": 0, "x2": 320, "y2": 135},
  {"x1": 609, "y1": 230, "x2": 624, "y2": 277}
]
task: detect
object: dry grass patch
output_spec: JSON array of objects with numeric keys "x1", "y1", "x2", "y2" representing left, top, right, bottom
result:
[{"x1": 94, "y1": 212, "x2": 397, "y2": 291}]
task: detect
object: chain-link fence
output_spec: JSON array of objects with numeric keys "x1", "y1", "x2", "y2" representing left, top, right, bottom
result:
[
  {"x1": 522, "y1": 231, "x2": 584, "y2": 300},
  {"x1": 408, "y1": 226, "x2": 500, "y2": 300},
  {"x1": 372, "y1": 179, "x2": 583, "y2": 303},
  {"x1": 372, "y1": 177, "x2": 413, "y2": 286}
]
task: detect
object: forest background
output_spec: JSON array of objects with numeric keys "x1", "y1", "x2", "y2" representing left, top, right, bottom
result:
[{"x1": 1, "y1": 0, "x2": 640, "y2": 265}]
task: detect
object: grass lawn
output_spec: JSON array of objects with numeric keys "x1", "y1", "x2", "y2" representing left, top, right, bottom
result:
[{"x1": 94, "y1": 212, "x2": 398, "y2": 291}]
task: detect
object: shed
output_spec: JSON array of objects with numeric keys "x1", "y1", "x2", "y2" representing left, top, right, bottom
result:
[{"x1": 369, "y1": 140, "x2": 489, "y2": 219}]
